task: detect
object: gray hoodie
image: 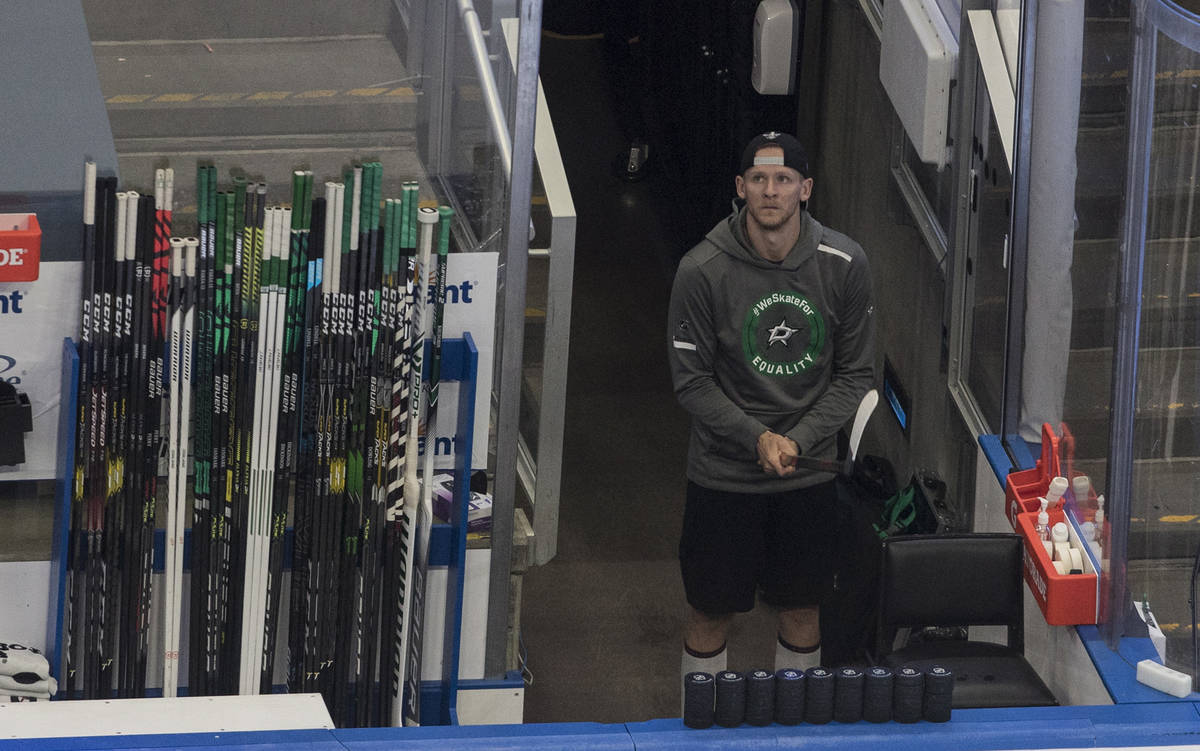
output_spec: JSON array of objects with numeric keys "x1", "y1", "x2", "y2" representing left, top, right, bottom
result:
[{"x1": 668, "y1": 206, "x2": 875, "y2": 492}]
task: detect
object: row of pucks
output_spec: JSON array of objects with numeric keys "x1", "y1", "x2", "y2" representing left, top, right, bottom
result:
[{"x1": 684, "y1": 665, "x2": 954, "y2": 729}]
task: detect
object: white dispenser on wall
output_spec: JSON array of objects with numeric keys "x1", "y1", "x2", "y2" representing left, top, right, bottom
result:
[{"x1": 752, "y1": 0, "x2": 801, "y2": 95}]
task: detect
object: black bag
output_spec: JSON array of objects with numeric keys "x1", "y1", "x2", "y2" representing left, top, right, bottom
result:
[{"x1": 820, "y1": 455, "x2": 898, "y2": 666}]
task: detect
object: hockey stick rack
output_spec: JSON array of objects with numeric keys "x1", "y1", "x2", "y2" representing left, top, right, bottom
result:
[{"x1": 49, "y1": 333, "x2": 480, "y2": 727}]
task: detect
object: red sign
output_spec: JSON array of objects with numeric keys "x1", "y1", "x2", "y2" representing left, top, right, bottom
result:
[{"x1": 0, "y1": 214, "x2": 41, "y2": 283}]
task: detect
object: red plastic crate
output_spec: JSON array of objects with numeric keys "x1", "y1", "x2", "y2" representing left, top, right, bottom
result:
[
  {"x1": 1004, "y1": 422, "x2": 1061, "y2": 528},
  {"x1": 1015, "y1": 509, "x2": 1098, "y2": 625},
  {"x1": 0, "y1": 213, "x2": 41, "y2": 282}
]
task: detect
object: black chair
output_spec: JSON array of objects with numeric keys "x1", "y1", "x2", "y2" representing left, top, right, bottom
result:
[{"x1": 873, "y1": 533, "x2": 1058, "y2": 708}]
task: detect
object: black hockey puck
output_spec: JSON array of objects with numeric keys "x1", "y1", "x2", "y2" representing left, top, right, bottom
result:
[
  {"x1": 892, "y1": 666, "x2": 924, "y2": 723},
  {"x1": 924, "y1": 665, "x2": 954, "y2": 694},
  {"x1": 744, "y1": 669, "x2": 775, "y2": 726},
  {"x1": 833, "y1": 666, "x2": 864, "y2": 723},
  {"x1": 863, "y1": 666, "x2": 893, "y2": 723},
  {"x1": 774, "y1": 668, "x2": 806, "y2": 725},
  {"x1": 683, "y1": 671, "x2": 715, "y2": 729},
  {"x1": 715, "y1": 670, "x2": 746, "y2": 727},
  {"x1": 804, "y1": 667, "x2": 834, "y2": 724},
  {"x1": 923, "y1": 690, "x2": 952, "y2": 723},
  {"x1": 923, "y1": 665, "x2": 953, "y2": 722}
]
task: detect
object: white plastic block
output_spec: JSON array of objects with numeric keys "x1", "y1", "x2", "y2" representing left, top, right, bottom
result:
[{"x1": 1136, "y1": 659, "x2": 1193, "y2": 698}]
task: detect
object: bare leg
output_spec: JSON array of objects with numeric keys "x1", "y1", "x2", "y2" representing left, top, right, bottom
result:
[
  {"x1": 680, "y1": 607, "x2": 734, "y2": 713},
  {"x1": 775, "y1": 606, "x2": 821, "y2": 671},
  {"x1": 685, "y1": 607, "x2": 734, "y2": 654},
  {"x1": 777, "y1": 606, "x2": 819, "y2": 648}
]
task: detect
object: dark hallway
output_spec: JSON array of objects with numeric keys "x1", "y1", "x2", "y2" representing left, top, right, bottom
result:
[{"x1": 519, "y1": 19, "x2": 784, "y2": 723}]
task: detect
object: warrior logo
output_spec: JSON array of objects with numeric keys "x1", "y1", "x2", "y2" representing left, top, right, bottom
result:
[{"x1": 742, "y1": 291, "x2": 825, "y2": 376}]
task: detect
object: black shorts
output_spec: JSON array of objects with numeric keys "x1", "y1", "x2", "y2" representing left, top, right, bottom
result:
[{"x1": 679, "y1": 479, "x2": 839, "y2": 614}]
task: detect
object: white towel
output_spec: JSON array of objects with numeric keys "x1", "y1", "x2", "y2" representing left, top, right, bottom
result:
[
  {"x1": 0, "y1": 644, "x2": 49, "y2": 682},
  {"x1": 0, "y1": 675, "x2": 54, "y2": 694},
  {"x1": 0, "y1": 676, "x2": 56, "y2": 700}
]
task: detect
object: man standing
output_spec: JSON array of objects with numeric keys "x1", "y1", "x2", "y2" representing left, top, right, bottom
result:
[{"x1": 668, "y1": 132, "x2": 875, "y2": 681}]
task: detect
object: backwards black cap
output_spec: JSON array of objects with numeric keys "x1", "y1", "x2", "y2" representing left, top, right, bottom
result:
[{"x1": 740, "y1": 132, "x2": 809, "y2": 177}]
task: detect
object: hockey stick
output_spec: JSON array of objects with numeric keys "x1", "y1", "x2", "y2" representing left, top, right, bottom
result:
[{"x1": 784, "y1": 388, "x2": 879, "y2": 476}]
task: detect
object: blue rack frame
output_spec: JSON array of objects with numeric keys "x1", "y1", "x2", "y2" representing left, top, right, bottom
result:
[{"x1": 48, "y1": 333, "x2": 479, "y2": 727}]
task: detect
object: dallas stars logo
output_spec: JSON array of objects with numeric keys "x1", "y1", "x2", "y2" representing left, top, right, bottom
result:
[
  {"x1": 766, "y1": 319, "x2": 798, "y2": 348},
  {"x1": 742, "y1": 291, "x2": 825, "y2": 376}
]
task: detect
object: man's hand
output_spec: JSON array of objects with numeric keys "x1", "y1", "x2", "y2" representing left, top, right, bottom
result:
[{"x1": 757, "y1": 430, "x2": 800, "y2": 476}]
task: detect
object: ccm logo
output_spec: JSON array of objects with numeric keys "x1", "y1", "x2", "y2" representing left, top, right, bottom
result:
[{"x1": 0, "y1": 247, "x2": 38, "y2": 282}]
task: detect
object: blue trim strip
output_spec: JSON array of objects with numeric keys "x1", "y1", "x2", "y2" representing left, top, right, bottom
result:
[
  {"x1": 977, "y1": 434, "x2": 1035, "y2": 487},
  {"x1": 440, "y1": 333, "x2": 478, "y2": 726},
  {"x1": 49, "y1": 338, "x2": 80, "y2": 687},
  {"x1": 1009, "y1": 435, "x2": 1036, "y2": 470},
  {"x1": 456, "y1": 670, "x2": 524, "y2": 691},
  {"x1": 428, "y1": 524, "x2": 453, "y2": 567}
]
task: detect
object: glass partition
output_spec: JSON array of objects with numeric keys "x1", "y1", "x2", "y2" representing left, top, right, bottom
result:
[
  {"x1": 964, "y1": 108, "x2": 1013, "y2": 435},
  {"x1": 1107, "y1": 0, "x2": 1200, "y2": 676},
  {"x1": 949, "y1": 1, "x2": 1019, "y2": 439},
  {"x1": 422, "y1": 2, "x2": 509, "y2": 255},
  {"x1": 87, "y1": 1, "x2": 425, "y2": 225},
  {"x1": 951, "y1": 0, "x2": 1200, "y2": 677}
]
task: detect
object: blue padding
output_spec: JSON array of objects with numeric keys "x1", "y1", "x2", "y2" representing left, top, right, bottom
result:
[
  {"x1": 629, "y1": 716, "x2": 1097, "y2": 750},
  {"x1": 1077, "y1": 625, "x2": 1200, "y2": 703},
  {"x1": 978, "y1": 434, "x2": 1036, "y2": 487},
  {"x1": 337, "y1": 721, "x2": 635, "y2": 749},
  {"x1": 1092, "y1": 705, "x2": 1200, "y2": 747},
  {"x1": 950, "y1": 702, "x2": 1194, "y2": 723}
]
